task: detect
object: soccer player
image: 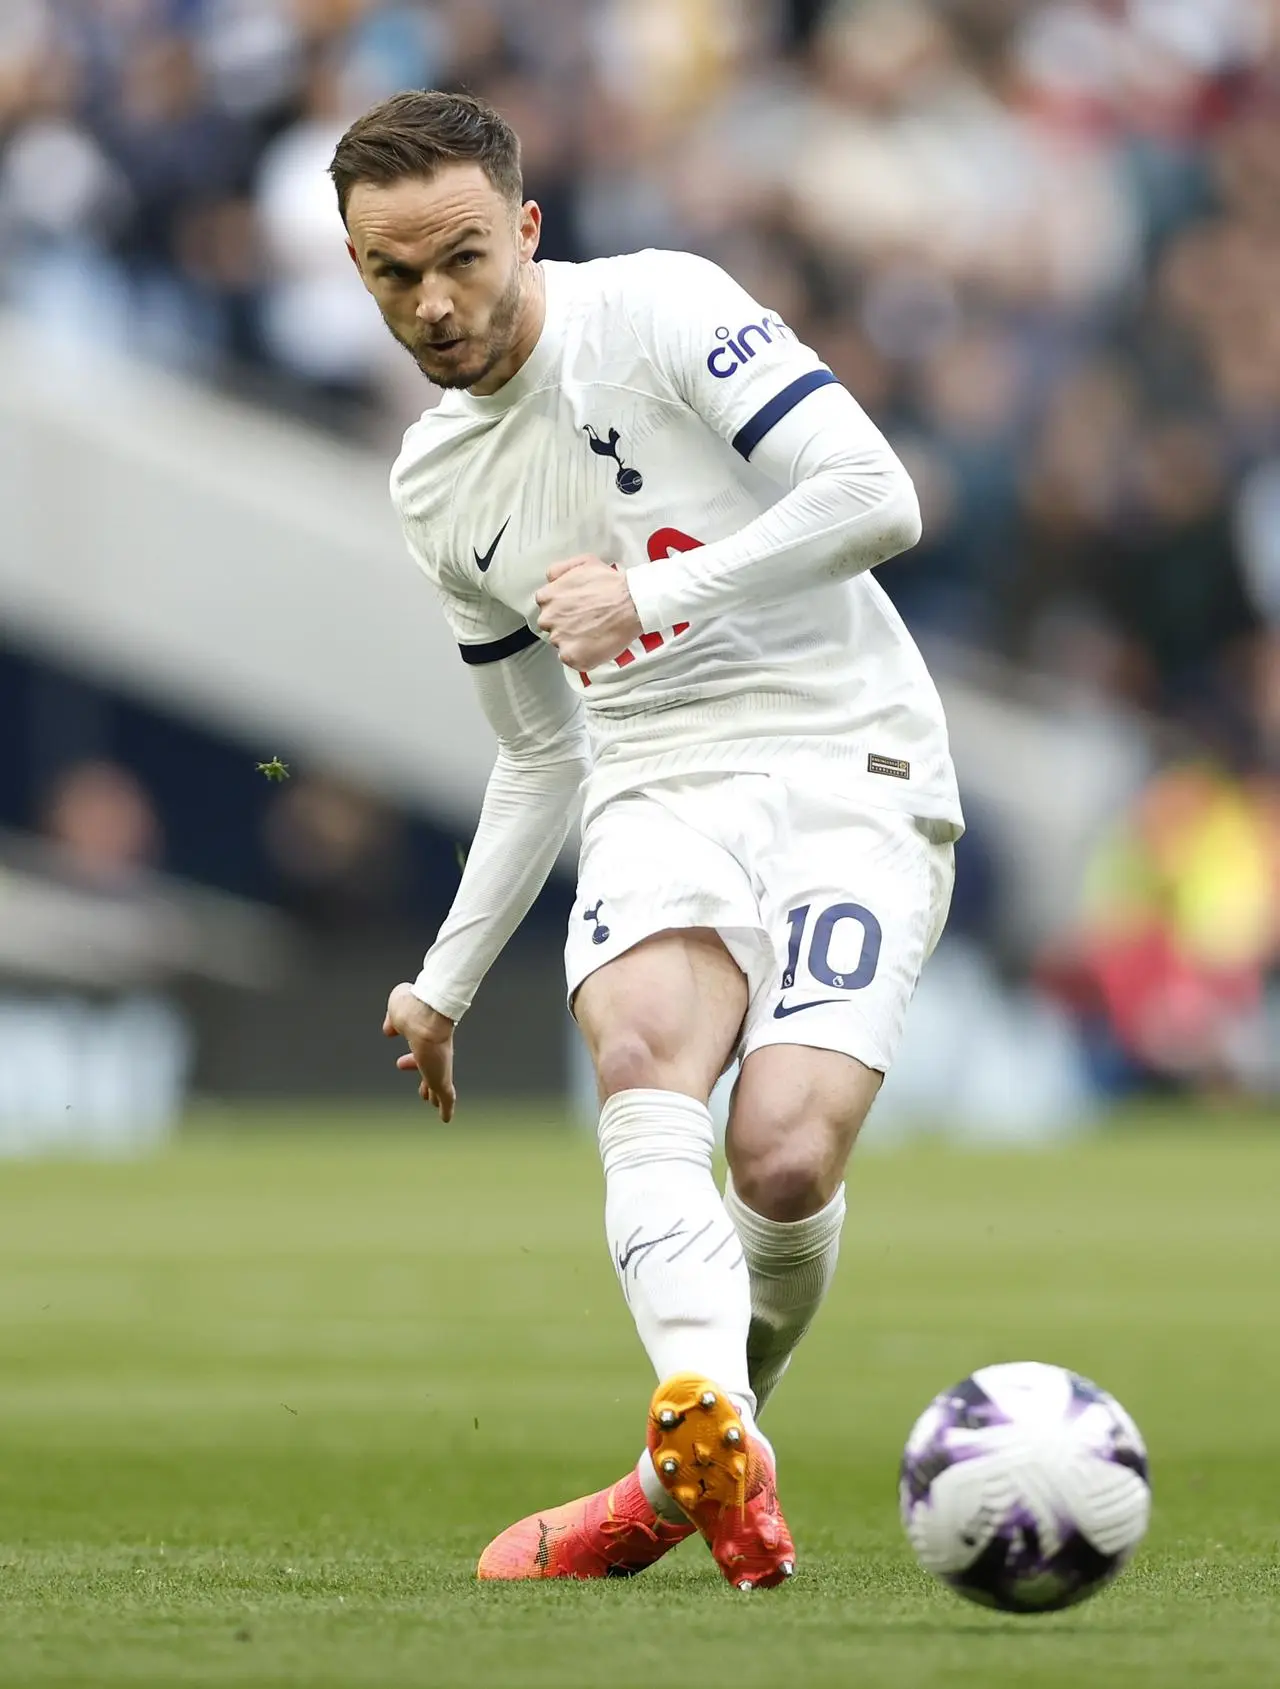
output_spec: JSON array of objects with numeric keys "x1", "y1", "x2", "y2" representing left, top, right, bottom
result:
[{"x1": 332, "y1": 90, "x2": 962, "y2": 1590}]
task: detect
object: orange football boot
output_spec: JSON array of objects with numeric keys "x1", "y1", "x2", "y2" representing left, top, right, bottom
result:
[
  {"x1": 647, "y1": 1372, "x2": 796, "y2": 1590},
  {"x1": 476, "y1": 1469, "x2": 695, "y2": 1580}
]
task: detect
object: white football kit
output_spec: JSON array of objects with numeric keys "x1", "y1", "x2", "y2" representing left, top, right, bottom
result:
[{"x1": 392, "y1": 249, "x2": 963, "y2": 1070}]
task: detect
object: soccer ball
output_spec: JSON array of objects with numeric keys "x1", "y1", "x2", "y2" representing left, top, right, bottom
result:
[{"x1": 900, "y1": 1361, "x2": 1151, "y2": 1613}]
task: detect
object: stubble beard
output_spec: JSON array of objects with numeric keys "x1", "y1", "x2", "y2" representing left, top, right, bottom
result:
[{"x1": 392, "y1": 263, "x2": 526, "y2": 392}]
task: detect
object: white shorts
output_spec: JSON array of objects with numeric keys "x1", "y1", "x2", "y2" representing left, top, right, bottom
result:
[{"x1": 565, "y1": 772, "x2": 956, "y2": 1073}]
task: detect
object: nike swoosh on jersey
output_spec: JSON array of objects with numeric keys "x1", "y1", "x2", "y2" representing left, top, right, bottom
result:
[
  {"x1": 772, "y1": 997, "x2": 845, "y2": 1019},
  {"x1": 473, "y1": 516, "x2": 512, "y2": 573}
]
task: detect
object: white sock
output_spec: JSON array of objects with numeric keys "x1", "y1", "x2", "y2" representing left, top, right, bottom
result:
[
  {"x1": 599, "y1": 1088, "x2": 759, "y2": 1523},
  {"x1": 723, "y1": 1176, "x2": 846, "y2": 1415}
]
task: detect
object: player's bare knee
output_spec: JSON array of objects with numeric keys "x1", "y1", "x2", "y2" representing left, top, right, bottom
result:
[
  {"x1": 730, "y1": 1099, "x2": 843, "y2": 1220},
  {"x1": 592, "y1": 1027, "x2": 675, "y2": 1101},
  {"x1": 732, "y1": 1138, "x2": 836, "y2": 1223},
  {"x1": 728, "y1": 1048, "x2": 879, "y2": 1217}
]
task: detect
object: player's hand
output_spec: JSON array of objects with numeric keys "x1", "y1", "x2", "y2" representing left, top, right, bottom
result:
[
  {"x1": 383, "y1": 982, "x2": 457, "y2": 1121},
  {"x1": 535, "y1": 555, "x2": 642, "y2": 671}
]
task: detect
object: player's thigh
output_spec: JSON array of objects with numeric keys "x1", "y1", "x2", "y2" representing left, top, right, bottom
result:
[
  {"x1": 575, "y1": 927, "x2": 749, "y2": 1105},
  {"x1": 726, "y1": 1045, "x2": 882, "y2": 1220},
  {"x1": 567, "y1": 784, "x2": 760, "y2": 1105}
]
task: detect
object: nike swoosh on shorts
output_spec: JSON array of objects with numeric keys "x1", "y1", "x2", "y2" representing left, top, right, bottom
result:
[{"x1": 772, "y1": 998, "x2": 845, "y2": 1019}]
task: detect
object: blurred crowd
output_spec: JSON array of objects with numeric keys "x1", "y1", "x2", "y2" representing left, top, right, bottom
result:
[
  {"x1": 4, "y1": 1, "x2": 1280, "y2": 735},
  {"x1": 4, "y1": 0, "x2": 1280, "y2": 1104},
  {"x1": 32, "y1": 752, "x2": 419, "y2": 934}
]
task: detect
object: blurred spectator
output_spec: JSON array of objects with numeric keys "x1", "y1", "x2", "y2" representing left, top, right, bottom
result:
[
  {"x1": 2, "y1": 757, "x2": 192, "y2": 1153},
  {"x1": 253, "y1": 52, "x2": 389, "y2": 417},
  {"x1": 263, "y1": 771, "x2": 407, "y2": 932},
  {"x1": 1002, "y1": 359, "x2": 1141, "y2": 696},
  {"x1": 1008, "y1": 404, "x2": 1265, "y2": 732},
  {"x1": 100, "y1": 30, "x2": 253, "y2": 359},
  {"x1": 793, "y1": 0, "x2": 1140, "y2": 309},
  {"x1": 1106, "y1": 418, "x2": 1262, "y2": 735},
  {"x1": 1039, "y1": 761, "x2": 1280, "y2": 1096},
  {"x1": 39, "y1": 758, "x2": 164, "y2": 890}
]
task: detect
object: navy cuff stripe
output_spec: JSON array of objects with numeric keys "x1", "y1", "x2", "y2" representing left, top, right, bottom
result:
[
  {"x1": 458, "y1": 625, "x2": 539, "y2": 665},
  {"x1": 731, "y1": 368, "x2": 840, "y2": 460}
]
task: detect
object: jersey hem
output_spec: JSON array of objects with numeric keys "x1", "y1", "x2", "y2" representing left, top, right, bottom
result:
[{"x1": 581, "y1": 741, "x2": 964, "y2": 838}]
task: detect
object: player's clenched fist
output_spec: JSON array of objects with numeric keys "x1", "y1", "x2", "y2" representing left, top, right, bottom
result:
[
  {"x1": 383, "y1": 982, "x2": 457, "y2": 1121},
  {"x1": 535, "y1": 555, "x2": 642, "y2": 671}
]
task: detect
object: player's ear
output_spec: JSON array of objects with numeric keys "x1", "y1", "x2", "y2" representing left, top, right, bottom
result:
[{"x1": 518, "y1": 199, "x2": 541, "y2": 264}]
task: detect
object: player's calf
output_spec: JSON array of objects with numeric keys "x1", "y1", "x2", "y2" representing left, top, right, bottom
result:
[{"x1": 723, "y1": 1046, "x2": 866, "y2": 1412}]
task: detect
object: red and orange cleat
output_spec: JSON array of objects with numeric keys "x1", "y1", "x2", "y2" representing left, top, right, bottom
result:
[
  {"x1": 476, "y1": 1469, "x2": 695, "y2": 1581},
  {"x1": 647, "y1": 1372, "x2": 796, "y2": 1590}
]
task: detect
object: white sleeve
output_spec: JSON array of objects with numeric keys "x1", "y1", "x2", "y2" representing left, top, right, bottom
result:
[
  {"x1": 411, "y1": 629, "x2": 590, "y2": 1024},
  {"x1": 618, "y1": 252, "x2": 921, "y2": 631}
]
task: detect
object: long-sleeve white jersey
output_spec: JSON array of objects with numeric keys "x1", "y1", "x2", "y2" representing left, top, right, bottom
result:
[{"x1": 392, "y1": 248, "x2": 963, "y2": 1019}]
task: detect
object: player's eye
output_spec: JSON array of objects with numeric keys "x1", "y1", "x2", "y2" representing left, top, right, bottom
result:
[
  {"x1": 377, "y1": 265, "x2": 416, "y2": 285},
  {"x1": 453, "y1": 250, "x2": 481, "y2": 269}
]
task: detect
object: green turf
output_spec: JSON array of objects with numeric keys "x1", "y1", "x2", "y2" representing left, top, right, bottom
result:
[{"x1": 0, "y1": 1114, "x2": 1276, "y2": 1688}]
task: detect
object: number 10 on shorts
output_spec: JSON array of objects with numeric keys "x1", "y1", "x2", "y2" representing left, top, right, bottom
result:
[{"x1": 782, "y1": 902, "x2": 883, "y2": 992}]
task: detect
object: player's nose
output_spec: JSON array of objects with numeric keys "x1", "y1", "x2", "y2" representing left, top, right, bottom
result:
[{"x1": 415, "y1": 288, "x2": 453, "y2": 326}]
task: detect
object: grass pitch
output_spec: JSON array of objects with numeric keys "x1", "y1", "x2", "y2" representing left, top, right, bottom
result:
[{"x1": 0, "y1": 1112, "x2": 1276, "y2": 1688}]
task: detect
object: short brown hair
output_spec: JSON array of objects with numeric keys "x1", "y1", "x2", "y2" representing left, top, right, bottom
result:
[{"x1": 329, "y1": 90, "x2": 522, "y2": 224}]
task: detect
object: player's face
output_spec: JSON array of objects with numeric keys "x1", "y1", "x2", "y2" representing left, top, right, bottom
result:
[{"x1": 346, "y1": 164, "x2": 541, "y2": 394}]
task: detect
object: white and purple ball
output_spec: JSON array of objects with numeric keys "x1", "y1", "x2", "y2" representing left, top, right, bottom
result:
[{"x1": 900, "y1": 1361, "x2": 1151, "y2": 1614}]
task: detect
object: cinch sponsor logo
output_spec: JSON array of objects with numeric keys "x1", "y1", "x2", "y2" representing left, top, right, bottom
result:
[{"x1": 706, "y1": 313, "x2": 792, "y2": 379}]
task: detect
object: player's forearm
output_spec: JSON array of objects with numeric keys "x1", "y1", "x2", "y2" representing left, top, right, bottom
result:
[
  {"x1": 627, "y1": 455, "x2": 921, "y2": 631},
  {"x1": 411, "y1": 743, "x2": 588, "y2": 1021}
]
